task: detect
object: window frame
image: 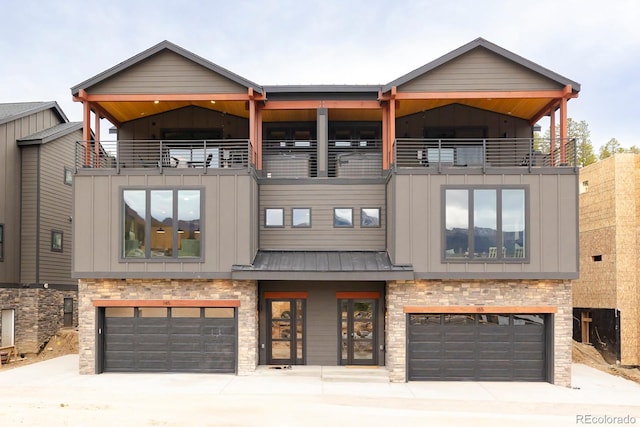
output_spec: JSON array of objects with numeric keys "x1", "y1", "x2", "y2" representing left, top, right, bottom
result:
[
  {"x1": 291, "y1": 207, "x2": 312, "y2": 228},
  {"x1": 360, "y1": 207, "x2": 381, "y2": 228},
  {"x1": 64, "y1": 166, "x2": 73, "y2": 186},
  {"x1": 441, "y1": 185, "x2": 529, "y2": 263},
  {"x1": 333, "y1": 207, "x2": 354, "y2": 228},
  {"x1": 0, "y1": 224, "x2": 4, "y2": 261},
  {"x1": 121, "y1": 187, "x2": 204, "y2": 262},
  {"x1": 265, "y1": 208, "x2": 285, "y2": 228},
  {"x1": 51, "y1": 230, "x2": 64, "y2": 252}
]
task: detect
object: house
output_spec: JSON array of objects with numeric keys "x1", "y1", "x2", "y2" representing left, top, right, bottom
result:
[
  {"x1": 71, "y1": 38, "x2": 580, "y2": 385},
  {"x1": 573, "y1": 153, "x2": 639, "y2": 366},
  {"x1": 0, "y1": 102, "x2": 80, "y2": 355}
]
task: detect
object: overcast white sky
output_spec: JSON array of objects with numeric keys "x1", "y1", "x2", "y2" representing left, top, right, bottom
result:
[{"x1": 1, "y1": 0, "x2": 638, "y2": 150}]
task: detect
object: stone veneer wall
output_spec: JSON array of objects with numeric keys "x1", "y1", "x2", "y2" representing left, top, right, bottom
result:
[
  {"x1": 0, "y1": 288, "x2": 78, "y2": 353},
  {"x1": 386, "y1": 279, "x2": 572, "y2": 386},
  {"x1": 78, "y1": 279, "x2": 257, "y2": 375}
]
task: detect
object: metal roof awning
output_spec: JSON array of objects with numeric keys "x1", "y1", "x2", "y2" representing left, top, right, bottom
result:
[{"x1": 232, "y1": 251, "x2": 414, "y2": 281}]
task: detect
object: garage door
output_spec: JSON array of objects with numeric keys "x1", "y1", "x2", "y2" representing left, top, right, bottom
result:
[
  {"x1": 408, "y1": 313, "x2": 547, "y2": 381},
  {"x1": 102, "y1": 306, "x2": 236, "y2": 373}
]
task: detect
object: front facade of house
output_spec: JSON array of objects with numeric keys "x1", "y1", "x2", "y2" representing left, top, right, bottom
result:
[
  {"x1": 573, "y1": 154, "x2": 640, "y2": 366},
  {"x1": 72, "y1": 38, "x2": 579, "y2": 385},
  {"x1": 0, "y1": 102, "x2": 80, "y2": 354}
]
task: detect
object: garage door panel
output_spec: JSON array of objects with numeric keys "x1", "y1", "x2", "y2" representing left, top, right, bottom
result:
[
  {"x1": 103, "y1": 307, "x2": 237, "y2": 374},
  {"x1": 408, "y1": 313, "x2": 547, "y2": 382}
]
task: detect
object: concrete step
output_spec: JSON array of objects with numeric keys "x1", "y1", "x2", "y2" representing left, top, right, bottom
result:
[
  {"x1": 321, "y1": 366, "x2": 390, "y2": 383},
  {"x1": 254, "y1": 365, "x2": 391, "y2": 383}
]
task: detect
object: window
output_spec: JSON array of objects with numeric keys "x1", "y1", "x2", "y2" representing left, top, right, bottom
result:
[
  {"x1": 292, "y1": 208, "x2": 311, "y2": 228},
  {"x1": 444, "y1": 187, "x2": 527, "y2": 261},
  {"x1": 0, "y1": 224, "x2": 3, "y2": 261},
  {"x1": 334, "y1": 208, "x2": 353, "y2": 227},
  {"x1": 361, "y1": 208, "x2": 380, "y2": 227},
  {"x1": 123, "y1": 188, "x2": 202, "y2": 259},
  {"x1": 265, "y1": 208, "x2": 284, "y2": 227},
  {"x1": 51, "y1": 230, "x2": 63, "y2": 252},
  {"x1": 64, "y1": 167, "x2": 73, "y2": 186}
]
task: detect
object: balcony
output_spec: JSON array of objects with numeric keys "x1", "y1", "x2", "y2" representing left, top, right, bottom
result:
[
  {"x1": 394, "y1": 138, "x2": 577, "y2": 172},
  {"x1": 75, "y1": 139, "x2": 253, "y2": 173},
  {"x1": 261, "y1": 138, "x2": 383, "y2": 178}
]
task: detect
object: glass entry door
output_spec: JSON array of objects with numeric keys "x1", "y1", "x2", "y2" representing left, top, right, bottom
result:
[
  {"x1": 267, "y1": 299, "x2": 305, "y2": 365},
  {"x1": 340, "y1": 299, "x2": 376, "y2": 365}
]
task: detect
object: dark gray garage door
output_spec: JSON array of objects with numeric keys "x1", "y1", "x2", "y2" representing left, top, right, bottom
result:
[
  {"x1": 408, "y1": 313, "x2": 547, "y2": 381},
  {"x1": 103, "y1": 307, "x2": 236, "y2": 373}
]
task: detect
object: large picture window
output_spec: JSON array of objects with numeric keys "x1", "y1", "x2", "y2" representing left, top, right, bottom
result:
[
  {"x1": 444, "y1": 187, "x2": 527, "y2": 261},
  {"x1": 123, "y1": 188, "x2": 201, "y2": 259}
]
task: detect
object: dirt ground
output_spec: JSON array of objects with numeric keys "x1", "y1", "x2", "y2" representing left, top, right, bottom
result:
[
  {"x1": 572, "y1": 339, "x2": 640, "y2": 384},
  {"x1": 2, "y1": 332, "x2": 640, "y2": 385},
  {"x1": 0, "y1": 328, "x2": 78, "y2": 371}
]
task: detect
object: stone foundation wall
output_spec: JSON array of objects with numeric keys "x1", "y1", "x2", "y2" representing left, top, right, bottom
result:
[
  {"x1": 78, "y1": 279, "x2": 258, "y2": 375},
  {"x1": 386, "y1": 279, "x2": 572, "y2": 386},
  {"x1": 0, "y1": 288, "x2": 78, "y2": 353}
]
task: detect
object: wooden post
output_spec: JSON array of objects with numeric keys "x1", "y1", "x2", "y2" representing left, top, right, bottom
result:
[{"x1": 581, "y1": 311, "x2": 592, "y2": 343}]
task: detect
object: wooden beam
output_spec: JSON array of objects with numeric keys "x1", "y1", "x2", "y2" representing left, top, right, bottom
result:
[
  {"x1": 82, "y1": 93, "x2": 253, "y2": 102},
  {"x1": 261, "y1": 100, "x2": 381, "y2": 110},
  {"x1": 529, "y1": 98, "x2": 560, "y2": 125},
  {"x1": 392, "y1": 89, "x2": 571, "y2": 100},
  {"x1": 403, "y1": 305, "x2": 558, "y2": 314},
  {"x1": 263, "y1": 292, "x2": 309, "y2": 299},
  {"x1": 336, "y1": 292, "x2": 381, "y2": 299}
]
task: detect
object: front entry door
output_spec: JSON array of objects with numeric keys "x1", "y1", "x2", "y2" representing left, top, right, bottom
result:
[
  {"x1": 267, "y1": 299, "x2": 305, "y2": 365},
  {"x1": 340, "y1": 299, "x2": 376, "y2": 365}
]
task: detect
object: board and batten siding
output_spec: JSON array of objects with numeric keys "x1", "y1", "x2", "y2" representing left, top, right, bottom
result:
[
  {"x1": 259, "y1": 183, "x2": 386, "y2": 251},
  {"x1": 73, "y1": 173, "x2": 256, "y2": 277},
  {"x1": 38, "y1": 133, "x2": 78, "y2": 285},
  {"x1": 88, "y1": 50, "x2": 247, "y2": 95},
  {"x1": 388, "y1": 172, "x2": 578, "y2": 276},
  {"x1": 399, "y1": 48, "x2": 563, "y2": 93},
  {"x1": 1, "y1": 108, "x2": 63, "y2": 285}
]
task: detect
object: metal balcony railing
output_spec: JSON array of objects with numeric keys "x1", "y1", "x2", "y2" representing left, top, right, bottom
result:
[
  {"x1": 393, "y1": 138, "x2": 577, "y2": 171},
  {"x1": 329, "y1": 139, "x2": 382, "y2": 178},
  {"x1": 262, "y1": 139, "x2": 317, "y2": 178},
  {"x1": 75, "y1": 139, "x2": 254, "y2": 173}
]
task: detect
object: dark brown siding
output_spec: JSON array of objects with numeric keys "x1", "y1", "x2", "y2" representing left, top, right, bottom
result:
[
  {"x1": 38, "y1": 132, "x2": 78, "y2": 285},
  {"x1": 1, "y1": 108, "x2": 62, "y2": 285},
  {"x1": 259, "y1": 183, "x2": 386, "y2": 250}
]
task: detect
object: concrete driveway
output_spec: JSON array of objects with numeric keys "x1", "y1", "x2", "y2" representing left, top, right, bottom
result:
[{"x1": 1, "y1": 356, "x2": 639, "y2": 426}]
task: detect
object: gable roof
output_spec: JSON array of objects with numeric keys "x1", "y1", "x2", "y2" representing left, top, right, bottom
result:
[
  {"x1": 0, "y1": 101, "x2": 68, "y2": 126},
  {"x1": 71, "y1": 40, "x2": 263, "y2": 96},
  {"x1": 382, "y1": 37, "x2": 581, "y2": 93},
  {"x1": 17, "y1": 122, "x2": 83, "y2": 146}
]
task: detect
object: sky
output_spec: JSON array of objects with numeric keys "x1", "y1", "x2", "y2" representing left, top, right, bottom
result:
[{"x1": 1, "y1": 0, "x2": 638, "y2": 151}]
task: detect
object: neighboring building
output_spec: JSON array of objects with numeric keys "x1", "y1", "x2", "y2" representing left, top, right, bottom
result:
[
  {"x1": 573, "y1": 153, "x2": 640, "y2": 366},
  {"x1": 71, "y1": 38, "x2": 580, "y2": 385},
  {"x1": 0, "y1": 102, "x2": 80, "y2": 354}
]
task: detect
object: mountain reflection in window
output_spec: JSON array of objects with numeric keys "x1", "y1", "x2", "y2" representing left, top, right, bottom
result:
[
  {"x1": 445, "y1": 188, "x2": 526, "y2": 261},
  {"x1": 361, "y1": 208, "x2": 380, "y2": 227},
  {"x1": 334, "y1": 208, "x2": 353, "y2": 227}
]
